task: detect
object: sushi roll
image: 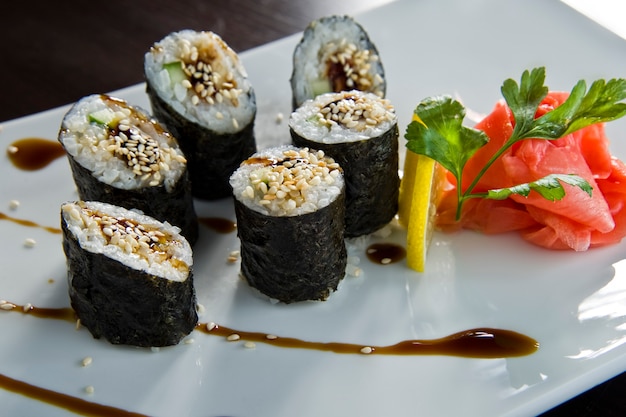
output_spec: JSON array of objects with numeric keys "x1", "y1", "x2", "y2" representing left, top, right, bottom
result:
[
  {"x1": 61, "y1": 201, "x2": 197, "y2": 347},
  {"x1": 58, "y1": 94, "x2": 199, "y2": 245},
  {"x1": 290, "y1": 15, "x2": 386, "y2": 109},
  {"x1": 289, "y1": 90, "x2": 399, "y2": 237},
  {"x1": 229, "y1": 146, "x2": 347, "y2": 303},
  {"x1": 144, "y1": 30, "x2": 257, "y2": 200}
]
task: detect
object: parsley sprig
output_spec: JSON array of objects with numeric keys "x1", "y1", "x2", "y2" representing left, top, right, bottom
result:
[{"x1": 405, "y1": 67, "x2": 626, "y2": 220}]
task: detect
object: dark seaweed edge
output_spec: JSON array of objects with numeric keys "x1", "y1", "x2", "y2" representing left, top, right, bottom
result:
[
  {"x1": 290, "y1": 124, "x2": 399, "y2": 237},
  {"x1": 146, "y1": 83, "x2": 257, "y2": 200},
  {"x1": 234, "y1": 190, "x2": 347, "y2": 303},
  {"x1": 61, "y1": 208, "x2": 198, "y2": 347}
]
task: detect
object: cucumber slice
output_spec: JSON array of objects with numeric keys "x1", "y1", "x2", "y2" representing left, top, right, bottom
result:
[
  {"x1": 88, "y1": 109, "x2": 118, "y2": 127},
  {"x1": 163, "y1": 61, "x2": 187, "y2": 84},
  {"x1": 310, "y1": 78, "x2": 332, "y2": 97}
]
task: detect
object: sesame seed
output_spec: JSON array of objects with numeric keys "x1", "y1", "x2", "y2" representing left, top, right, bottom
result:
[
  {"x1": 196, "y1": 303, "x2": 205, "y2": 314},
  {"x1": 81, "y1": 357, "x2": 93, "y2": 367},
  {"x1": 7, "y1": 145, "x2": 18, "y2": 154},
  {"x1": 151, "y1": 347, "x2": 161, "y2": 353},
  {"x1": 226, "y1": 333, "x2": 240, "y2": 342},
  {"x1": 360, "y1": 346, "x2": 373, "y2": 354},
  {"x1": 9, "y1": 200, "x2": 20, "y2": 210},
  {"x1": 22, "y1": 303, "x2": 33, "y2": 312},
  {"x1": 243, "y1": 341, "x2": 256, "y2": 349},
  {"x1": 0, "y1": 303, "x2": 16, "y2": 310},
  {"x1": 275, "y1": 112, "x2": 284, "y2": 124},
  {"x1": 84, "y1": 386, "x2": 95, "y2": 395},
  {"x1": 206, "y1": 322, "x2": 217, "y2": 331},
  {"x1": 184, "y1": 338, "x2": 195, "y2": 344},
  {"x1": 381, "y1": 258, "x2": 392, "y2": 265},
  {"x1": 24, "y1": 238, "x2": 36, "y2": 248},
  {"x1": 265, "y1": 334, "x2": 278, "y2": 340}
]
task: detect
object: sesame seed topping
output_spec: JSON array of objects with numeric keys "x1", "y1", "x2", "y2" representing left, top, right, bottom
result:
[
  {"x1": 314, "y1": 92, "x2": 395, "y2": 132},
  {"x1": 243, "y1": 341, "x2": 256, "y2": 349},
  {"x1": 360, "y1": 346, "x2": 374, "y2": 354},
  {"x1": 227, "y1": 333, "x2": 240, "y2": 342},
  {"x1": 320, "y1": 39, "x2": 383, "y2": 96},
  {"x1": 238, "y1": 147, "x2": 343, "y2": 216},
  {"x1": 8, "y1": 200, "x2": 20, "y2": 210},
  {"x1": 84, "y1": 386, "x2": 95, "y2": 395},
  {"x1": 265, "y1": 334, "x2": 278, "y2": 340},
  {"x1": 0, "y1": 303, "x2": 16, "y2": 310},
  {"x1": 64, "y1": 203, "x2": 187, "y2": 273},
  {"x1": 206, "y1": 322, "x2": 217, "y2": 331},
  {"x1": 184, "y1": 338, "x2": 195, "y2": 344},
  {"x1": 6, "y1": 145, "x2": 18, "y2": 154},
  {"x1": 81, "y1": 357, "x2": 93, "y2": 367},
  {"x1": 196, "y1": 303, "x2": 205, "y2": 314},
  {"x1": 170, "y1": 47, "x2": 241, "y2": 108},
  {"x1": 24, "y1": 238, "x2": 36, "y2": 248}
]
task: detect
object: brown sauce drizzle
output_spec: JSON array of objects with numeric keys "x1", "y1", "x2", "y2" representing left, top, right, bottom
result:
[
  {"x1": 0, "y1": 212, "x2": 62, "y2": 234},
  {"x1": 198, "y1": 323, "x2": 538, "y2": 358},
  {"x1": 2, "y1": 301, "x2": 538, "y2": 359},
  {"x1": 0, "y1": 373, "x2": 148, "y2": 417},
  {"x1": 198, "y1": 217, "x2": 237, "y2": 234},
  {"x1": 6, "y1": 138, "x2": 66, "y2": 171},
  {"x1": 0, "y1": 301, "x2": 538, "y2": 414},
  {"x1": 366, "y1": 242, "x2": 407, "y2": 265}
]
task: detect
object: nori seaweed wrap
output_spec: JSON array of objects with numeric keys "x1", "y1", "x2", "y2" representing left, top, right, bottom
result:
[
  {"x1": 290, "y1": 15, "x2": 386, "y2": 109},
  {"x1": 144, "y1": 30, "x2": 257, "y2": 200},
  {"x1": 289, "y1": 90, "x2": 399, "y2": 237},
  {"x1": 58, "y1": 94, "x2": 199, "y2": 245},
  {"x1": 229, "y1": 146, "x2": 347, "y2": 303},
  {"x1": 61, "y1": 201, "x2": 197, "y2": 347}
]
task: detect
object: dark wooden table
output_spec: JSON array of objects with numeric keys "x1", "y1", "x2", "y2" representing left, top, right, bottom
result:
[{"x1": 1, "y1": 0, "x2": 625, "y2": 415}]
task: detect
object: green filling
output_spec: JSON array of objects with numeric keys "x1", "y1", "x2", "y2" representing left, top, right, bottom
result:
[
  {"x1": 88, "y1": 109, "x2": 119, "y2": 128},
  {"x1": 164, "y1": 61, "x2": 187, "y2": 85},
  {"x1": 310, "y1": 78, "x2": 332, "y2": 97}
]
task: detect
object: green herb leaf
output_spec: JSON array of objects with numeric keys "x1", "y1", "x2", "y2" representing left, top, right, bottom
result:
[
  {"x1": 485, "y1": 174, "x2": 593, "y2": 201},
  {"x1": 405, "y1": 95, "x2": 489, "y2": 183},
  {"x1": 404, "y1": 67, "x2": 626, "y2": 221},
  {"x1": 502, "y1": 68, "x2": 626, "y2": 141}
]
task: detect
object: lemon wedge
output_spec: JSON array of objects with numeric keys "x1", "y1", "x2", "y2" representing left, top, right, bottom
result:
[{"x1": 398, "y1": 149, "x2": 445, "y2": 272}]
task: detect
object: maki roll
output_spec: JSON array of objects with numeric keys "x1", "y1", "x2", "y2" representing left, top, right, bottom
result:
[
  {"x1": 144, "y1": 30, "x2": 257, "y2": 200},
  {"x1": 58, "y1": 94, "x2": 198, "y2": 245},
  {"x1": 289, "y1": 90, "x2": 399, "y2": 237},
  {"x1": 229, "y1": 146, "x2": 347, "y2": 303},
  {"x1": 290, "y1": 15, "x2": 386, "y2": 109},
  {"x1": 61, "y1": 201, "x2": 197, "y2": 347}
]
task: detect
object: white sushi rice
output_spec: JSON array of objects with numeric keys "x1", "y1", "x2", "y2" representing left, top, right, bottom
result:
[
  {"x1": 144, "y1": 30, "x2": 255, "y2": 134},
  {"x1": 230, "y1": 145, "x2": 344, "y2": 217},
  {"x1": 289, "y1": 90, "x2": 397, "y2": 143},
  {"x1": 291, "y1": 15, "x2": 385, "y2": 107},
  {"x1": 59, "y1": 94, "x2": 187, "y2": 192},
  {"x1": 61, "y1": 201, "x2": 192, "y2": 282}
]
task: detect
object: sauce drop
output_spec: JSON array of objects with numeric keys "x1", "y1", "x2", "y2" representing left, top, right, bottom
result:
[
  {"x1": 198, "y1": 217, "x2": 237, "y2": 234},
  {"x1": 366, "y1": 242, "x2": 407, "y2": 265},
  {"x1": 6, "y1": 138, "x2": 66, "y2": 171}
]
